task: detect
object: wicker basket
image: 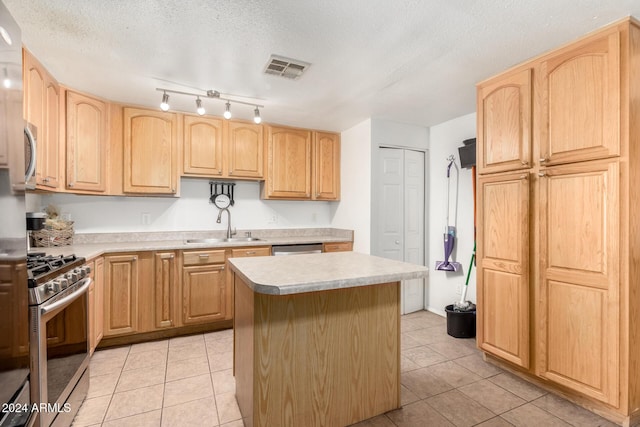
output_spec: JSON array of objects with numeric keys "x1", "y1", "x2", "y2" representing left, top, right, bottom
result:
[{"x1": 32, "y1": 221, "x2": 74, "y2": 247}]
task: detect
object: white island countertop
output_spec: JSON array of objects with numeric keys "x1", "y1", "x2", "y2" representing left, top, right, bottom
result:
[{"x1": 228, "y1": 251, "x2": 429, "y2": 295}]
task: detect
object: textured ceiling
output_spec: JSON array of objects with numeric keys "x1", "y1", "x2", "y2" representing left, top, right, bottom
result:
[{"x1": 5, "y1": 0, "x2": 640, "y2": 132}]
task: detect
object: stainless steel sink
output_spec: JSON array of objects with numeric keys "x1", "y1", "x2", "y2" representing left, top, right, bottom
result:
[{"x1": 185, "y1": 237, "x2": 261, "y2": 244}]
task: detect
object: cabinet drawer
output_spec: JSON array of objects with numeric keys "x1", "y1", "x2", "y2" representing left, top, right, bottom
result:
[
  {"x1": 230, "y1": 247, "x2": 271, "y2": 258},
  {"x1": 323, "y1": 242, "x2": 353, "y2": 252},
  {"x1": 183, "y1": 250, "x2": 225, "y2": 266}
]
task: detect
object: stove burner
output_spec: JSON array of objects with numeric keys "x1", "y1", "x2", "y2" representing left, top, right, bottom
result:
[
  {"x1": 27, "y1": 254, "x2": 78, "y2": 272},
  {"x1": 27, "y1": 254, "x2": 85, "y2": 289}
]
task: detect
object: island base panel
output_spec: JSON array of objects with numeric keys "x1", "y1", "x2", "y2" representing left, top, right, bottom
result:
[{"x1": 234, "y1": 275, "x2": 401, "y2": 427}]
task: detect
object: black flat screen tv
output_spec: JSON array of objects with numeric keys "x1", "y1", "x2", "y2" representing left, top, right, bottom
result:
[{"x1": 458, "y1": 138, "x2": 476, "y2": 169}]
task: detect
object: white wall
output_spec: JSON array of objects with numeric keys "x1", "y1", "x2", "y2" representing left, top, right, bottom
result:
[
  {"x1": 330, "y1": 119, "x2": 372, "y2": 253},
  {"x1": 38, "y1": 179, "x2": 334, "y2": 233},
  {"x1": 427, "y1": 112, "x2": 476, "y2": 315}
]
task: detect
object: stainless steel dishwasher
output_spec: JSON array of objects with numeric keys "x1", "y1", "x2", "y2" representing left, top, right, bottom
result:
[{"x1": 271, "y1": 243, "x2": 323, "y2": 256}]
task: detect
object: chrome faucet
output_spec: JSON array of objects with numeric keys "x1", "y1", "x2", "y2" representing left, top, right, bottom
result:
[{"x1": 216, "y1": 208, "x2": 236, "y2": 239}]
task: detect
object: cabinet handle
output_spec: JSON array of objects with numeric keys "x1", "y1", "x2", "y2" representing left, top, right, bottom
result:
[
  {"x1": 519, "y1": 174, "x2": 529, "y2": 180},
  {"x1": 161, "y1": 254, "x2": 174, "y2": 259},
  {"x1": 538, "y1": 172, "x2": 546, "y2": 177},
  {"x1": 246, "y1": 251, "x2": 256, "y2": 255},
  {"x1": 43, "y1": 177, "x2": 50, "y2": 183},
  {"x1": 171, "y1": 188, "x2": 176, "y2": 193},
  {"x1": 539, "y1": 157, "x2": 549, "y2": 163},
  {"x1": 199, "y1": 254, "x2": 210, "y2": 259},
  {"x1": 521, "y1": 161, "x2": 528, "y2": 166},
  {"x1": 68, "y1": 182, "x2": 75, "y2": 187}
]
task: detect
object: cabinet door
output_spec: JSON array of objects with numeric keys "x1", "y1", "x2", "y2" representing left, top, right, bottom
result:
[
  {"x1": 88, "y1": 279, "x2": 95, "y2": 354},
  {"x1": 477, "y1": 68, "x2": 532, "y2": 174},
  {"x1": 104, "y1": 254, "x2": 138, "y2": 336},
  {"x1": 540, "y1": 30, "x2": 620, "y2": 165},
  {"x1": 265, "y1": 126, "x2": 311, "y2": 199},
  {"x1": 227, "y1": 120, "x2": 264, "y2": 179},
  {"x1": 154, "y1": 252, "x2": 178, "y2": 329},
  {"x1": 23, "y1": 50, "x2": 48, "y2": 187},
  {"x1": 123, "y1": 108, "x2": 177, "y2": 194},
  {"x1": 94, "y1": 258, "x2": 104, "y2": 346},
  {"x1": 182, "y1": 264, "x2": 227, "y2": 324},
  {"x1": 24, "y1": 50, "x2": 60, "y2": 189},
  {"x1": 477, "y1": 171, "x2": 530, "y2": 368},
  {"x1": 41, "y1": 78, "x2": 60, "y2": 188},
  {"x1": 538, "y1": 160, "x2": 619, "y2": 406},
  {"x1": 66, "y1": 91, "x2": 107, "y2": 192},
  {"x1": 313, "y1": 132, "x2": 340, "y2": 200},
  {"x1": 183, "y1": 115, "x2": 224, "y2": 177}
]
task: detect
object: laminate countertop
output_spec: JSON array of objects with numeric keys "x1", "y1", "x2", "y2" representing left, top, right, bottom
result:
[
  {"x1": 228, "y1": 251, "x2": 429, "y2": 295},
  {"x1": 34, "y1": 234, "x2": 351, "y2": 260}
]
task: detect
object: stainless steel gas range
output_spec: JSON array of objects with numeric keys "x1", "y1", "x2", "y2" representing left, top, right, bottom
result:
[{"x1": 28, "y1": 254, "x2": 91, "y2": 427}]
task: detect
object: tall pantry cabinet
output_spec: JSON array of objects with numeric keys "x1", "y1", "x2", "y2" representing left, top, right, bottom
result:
[{"x1": 476, "y1": 18, "x2": 640, "y2": 426}]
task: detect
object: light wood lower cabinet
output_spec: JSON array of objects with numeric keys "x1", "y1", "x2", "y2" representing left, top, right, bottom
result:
[
  {"x1": 538, "y1": 160, "x2": 619, "y2": 406},
  {"x1": 182, "y1": 251, "x2": 229, "y2": 325},
  {"x1": 477, "y1": 172, "x2": 530, "y2": 369},
  {"x1": 154, "y1": 251, "x2": 179, "y2": 329},
  {"x1": 323, "y1": 241, "x2": 353, "y2": 252},
  {"x1": 104, "y1": 254, "x2": 139, "y2": 337}
]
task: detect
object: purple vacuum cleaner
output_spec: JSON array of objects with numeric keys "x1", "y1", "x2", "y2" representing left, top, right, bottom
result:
[{"x1": 435, "y1": 156, "x2": 462, "y2": 272}]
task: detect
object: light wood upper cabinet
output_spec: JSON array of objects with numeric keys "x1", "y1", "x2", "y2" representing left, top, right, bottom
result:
[
  {"x1": 227, "y1": 120, "x2": 264, "y2": 179},
  {"x1": 154, "y1": 251, "x2": 179, "y2": 329},
  {"x1": 123, "y1": 107, "x2": 178, "y2": 194},
  {"x1": 66, "y1": 91, "x2": 108, "y2": 192},
  {"x1": 539, "y1": 30, "x2": 620, "y2": 165},
  {"x1": 23, "y1": 49, "x2": 60, "y2": 189},
  {"x1": 182, "y1": 115, "x2": 224, "y2": 177},
  {"x1": 477, "y1": 68, "x2": 532, "y2": 175},
  {"x1": 264, "y1": 126, "x2": 312, "y2": 199},
  {"x1": 313, "y1": 131, "x2": 340, "y2": 200},
  {"x1": 104, "y1": 254, "x2": 139, "y2": 337},
  {"x1": 538, "y1": 160, "x2": 619, "y2": 406},
  {"x1": 477, "y1": 172, "x2": 530, "y2": 369}
]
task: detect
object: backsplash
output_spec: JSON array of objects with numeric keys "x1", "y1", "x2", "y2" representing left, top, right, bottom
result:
[{"x1": 31, "y1": 179, "x2": 334, "y2": 234}]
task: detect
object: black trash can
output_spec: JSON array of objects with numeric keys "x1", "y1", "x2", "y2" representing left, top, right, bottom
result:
[{"x1": 445, "y1": 304, "x2": 476, "y2": 338}]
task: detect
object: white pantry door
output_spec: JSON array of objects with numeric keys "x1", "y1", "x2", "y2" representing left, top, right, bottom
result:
[{"x1": 377, "y1": 148, "x2": 426, "y2": 314}]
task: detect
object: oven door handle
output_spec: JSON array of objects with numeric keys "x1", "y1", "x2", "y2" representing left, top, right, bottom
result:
[{"x1": 40, "y1": 278, "x2": 92, "y2": 316}]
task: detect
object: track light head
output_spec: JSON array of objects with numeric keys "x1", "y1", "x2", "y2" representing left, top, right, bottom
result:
[
  {"x1": 196, "y1": 98, "x2": 205, "y2": 116},
  {"x1": 223, "y1": 101, "x2": 232, "y2": 120},
  {"x1": 253, "y1": 107, "x2": 261, "y2": 124},
  {"x1": 160, "y1": 92, "x2": 170, "y2": 111}
]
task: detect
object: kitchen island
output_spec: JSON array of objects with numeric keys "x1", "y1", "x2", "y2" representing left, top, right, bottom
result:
[{"x1": 228, "y1": 252, "x2": 428, "y2": 427}]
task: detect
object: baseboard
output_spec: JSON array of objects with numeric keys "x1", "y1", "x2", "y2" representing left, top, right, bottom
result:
[{"x1": 426, "y1": 306, "x2": 446, "y2": 317}]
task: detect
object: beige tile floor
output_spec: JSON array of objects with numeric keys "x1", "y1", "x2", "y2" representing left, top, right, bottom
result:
[{"x1": 73, "y1": 310, "x2": 619, "y2": 427}]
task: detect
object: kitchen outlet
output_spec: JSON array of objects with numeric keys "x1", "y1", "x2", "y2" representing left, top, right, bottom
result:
[
  {"x1": 141, "y1": 213, "x2": 151, "y2": 225},
  {"x1": 268, "y1": 213, "x2": 278, "y2": 224},
  {"x1": 455, "y1": 284, "x2": 462, "y2": 295}
]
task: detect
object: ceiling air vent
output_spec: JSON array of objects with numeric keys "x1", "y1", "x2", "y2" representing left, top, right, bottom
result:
[{"x1": 264, "y1": 55, "x2": 310, "y2": 80}]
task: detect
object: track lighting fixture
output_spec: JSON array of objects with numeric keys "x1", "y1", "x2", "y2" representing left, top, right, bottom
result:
[
  {"x1": 196, "y1": 97, "x2": 205, "y2": 116},
  {"x1": 223, "y1": 102, "x2": 232, "y2": 120},
  {"x1": 160, "y1": 92, "x2": 170, "y2": 111},
  {"x1": 155, "y1": 87, "x2": 264, "y2": 122}
]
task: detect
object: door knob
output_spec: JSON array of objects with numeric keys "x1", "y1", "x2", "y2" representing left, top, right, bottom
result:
[{"x1": 395, "y1": 240, "x2": 400, "y2": 245}]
